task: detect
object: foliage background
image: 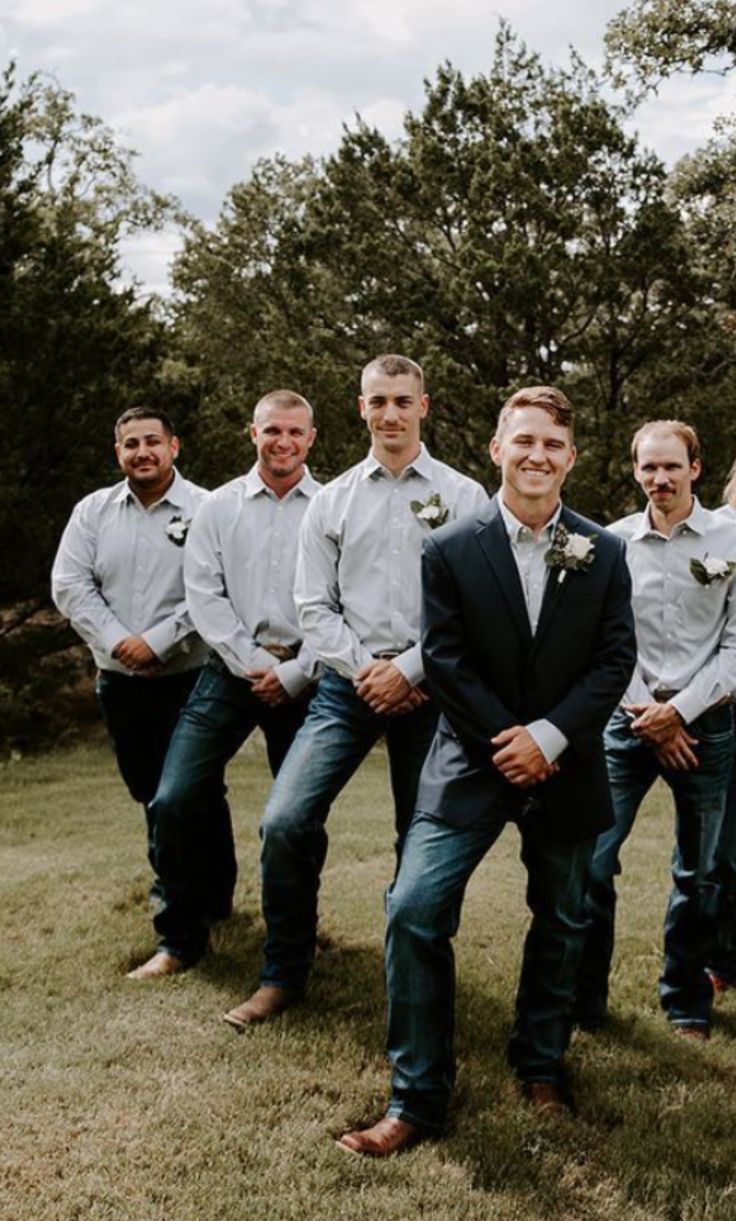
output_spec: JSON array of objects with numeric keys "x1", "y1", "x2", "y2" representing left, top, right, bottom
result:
[{"x1": 2, "y1": 1, "x2": 736, "y2": 752}]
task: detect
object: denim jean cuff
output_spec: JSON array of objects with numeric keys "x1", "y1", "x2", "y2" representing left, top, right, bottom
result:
[{"x1": 387, "y1": 1098, "x2": 445, "y2": 1135}]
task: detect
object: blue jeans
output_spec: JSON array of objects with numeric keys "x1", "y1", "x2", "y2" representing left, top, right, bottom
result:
[
  {"x1": 259, "y1": 669, "x2": 438, "y2": 992},
  {"x1": 96, "y1": 668, "x2": 202, "y2": 899},
  {"x1": 577, "y1": 705, "x2": 733, "y2": 1028},
  {"x1": 385, "y1": 810, "x2": 595, "y2": 1131},
  {"x1": 150, "y1": 656, "x2": 311, "y2": 964},
  {"x1": 709, "y1": 740, "x2": 736, "y2": 982}
]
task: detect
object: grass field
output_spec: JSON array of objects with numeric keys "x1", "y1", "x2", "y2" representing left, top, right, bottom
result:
[{"x1": 3, "y1": 737, "x2": 736, "y2": 1221}]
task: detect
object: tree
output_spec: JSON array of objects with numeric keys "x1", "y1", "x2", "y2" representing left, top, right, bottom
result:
[
  {"x1": 170, "y1": 156, "x2": 367, "y2": 488},
  {"x1": 0, "y1": 65, "x2": 176, "y2": 750},
  {"x1": 174, "y1": 30, "x2": 700, "y2": 518},
  {"x1": 605, "y1": 0, "x2": 736, "y2": 91}
]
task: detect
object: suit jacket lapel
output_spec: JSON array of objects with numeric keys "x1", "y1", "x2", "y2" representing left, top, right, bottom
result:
[{"x1": 475, "y1": 499, "x2": 533, "y2": 649}]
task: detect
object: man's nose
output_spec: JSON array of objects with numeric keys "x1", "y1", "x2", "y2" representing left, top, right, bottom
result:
[{"x1": 383, "y1": 401, "x2": 400, "y2": 422}]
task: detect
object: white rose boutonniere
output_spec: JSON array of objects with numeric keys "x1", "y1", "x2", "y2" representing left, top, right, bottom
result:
[
  {"x1": 166, "y1": 514, "x2": 191, "y2": 547},
  {"x1": 544, "y1": 524, "x2": 597, "y2": 585},
  {"x1": 690, "y1": 554, "x2": 736, "y2": 586},
  {"x1": 410, "y1": 492, "x2": 449, "y2": 529}
]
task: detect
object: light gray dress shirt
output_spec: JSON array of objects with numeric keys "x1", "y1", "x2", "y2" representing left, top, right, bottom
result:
[
  {"x1": 294, "y1": 443, "x2": 489, "y2": 687},
  {"x1": 51, "y1": 470, "x2": 209, "y2": 676},
  {"x1": 497, "y1": 498, "x2": 569, "y2": 764},
  {"x1": 184, "y1": 466, "x2": 321, "y2": 698},
  {"x1": 611, "y1": 497, "x2": 736, "y2": 723}
]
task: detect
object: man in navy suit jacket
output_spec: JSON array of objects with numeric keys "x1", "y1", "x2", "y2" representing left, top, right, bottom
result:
[{"x1": 339, "y1": 386, "x2": 636, "y2": 1156}]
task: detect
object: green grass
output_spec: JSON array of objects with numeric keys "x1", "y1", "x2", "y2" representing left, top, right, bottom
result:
[{"x1": 2, "y1": 739, "x2": 736, "y2": 1220}]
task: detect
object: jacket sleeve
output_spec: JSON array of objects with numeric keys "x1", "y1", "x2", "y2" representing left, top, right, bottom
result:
[{"x1": 421, "y1": 533, "x2": 516, "y2": 760}]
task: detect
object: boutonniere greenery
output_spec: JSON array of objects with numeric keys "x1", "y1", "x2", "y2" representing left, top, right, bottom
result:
[
  {"x1": 165, "y1": 514, "x2": 191, "y2": 546},
  {"x1": 410, "y1": 492, "x2": 449, "y2": 529},
  {"x1": 690, "y1": 554, "x2": 736, "y2": 586},
  {"x1": 544, "y1": 524, "x2": 596, "y2": 585}
]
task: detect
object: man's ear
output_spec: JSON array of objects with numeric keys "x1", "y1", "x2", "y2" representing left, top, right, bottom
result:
[{"x1": 489, "y1": 436, "x2": 502, "y2": 468}]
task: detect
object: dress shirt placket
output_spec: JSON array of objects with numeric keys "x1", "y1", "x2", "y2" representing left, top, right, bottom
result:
[
  {"x1": 264, "y1": 489, "x2": 281, "y2": 630},
  {"x1": 388, "y1": 474, "x2": 410, "y2": 645},
  {"x1": 130, "y1": 501, "x2": 147, "y2": 634}
]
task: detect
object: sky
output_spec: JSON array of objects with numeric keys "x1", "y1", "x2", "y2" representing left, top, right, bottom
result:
[{"x1": 1, "y1": 0, "x2": 734, "y2": 294}]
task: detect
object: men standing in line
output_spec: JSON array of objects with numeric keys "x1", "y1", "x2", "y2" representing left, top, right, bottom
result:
[
  {"x1": 223, "y1": 354, "x2": 488, "y2": 1028},
  {"x1": 51, "y1": 408, "x2": 216, "y2": 959},
  {"x1": 131, "y1": 389, "x2": 320, "y2": 978},
  {"x1": 339, "y1": 386, "x2": 635, "y2": 1155},
  {"x1": 575, "y1": 421, "x2": 736, "y2": 1039}
]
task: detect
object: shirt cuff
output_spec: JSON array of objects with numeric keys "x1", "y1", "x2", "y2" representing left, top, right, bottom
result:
[
  {"x1": 100, "y1": 619, "x2": 132, "y2": 658},
  {"x1": 141, "y1": 621, "x2": 177, "y2": 662},
  {"x1": 275, "y1": 658, "x2": 312, "y2": 699},
  {"x1": 392, "y1": 644, "x2": 424, "y2": 687},
  {"x1": 669, "y1": 690, "x2": 706, "y2": 726},
  {"x1": 527, "y1": 719, "x2": 569, "y2": 765}
]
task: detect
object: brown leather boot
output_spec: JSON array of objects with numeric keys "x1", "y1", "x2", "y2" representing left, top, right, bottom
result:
[
  {"x1": 222, "y1": 985, "x2": 299, "y2": 1029},
  {"x1": 126, "y1": 951, "x2": 185, "y2": 980},
  {"x1": 337, "y1": 1116, "x2": 425, "y2": 1157}
]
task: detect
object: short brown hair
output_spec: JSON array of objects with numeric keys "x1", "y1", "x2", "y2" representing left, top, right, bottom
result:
[
  {"x1": 361, "y1": 354, "x2": 424, "y2": 394},
  {"x1": 253, "y1": 389, "x2": 314, "y2": 425},
  {"x1": 114, "y1": 407, "x2": 176, "y2": 440},
  {"x1": 496, "y1": 386, "x2": 574, "y2": 437},
  {"x1": 630, "y1": 420, "x2": 701, "y2": 465}
]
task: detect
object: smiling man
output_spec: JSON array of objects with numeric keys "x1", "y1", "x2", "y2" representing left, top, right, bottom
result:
[
  {"x1": 575, "y1": 420, "x2": 736, "y2": 1039},
  {"x1": 129, "y1": 389, "x2": 321, "y2": 978},
  {"x1": 222, "y1": 353, "x2": 488, "y2": 1027},
  {"x1": 52, "y1": 408, "x2": 212, "y2": 957},
  {"x1": 338, "y1": 385, "x2": 635, "y2": 1155}
]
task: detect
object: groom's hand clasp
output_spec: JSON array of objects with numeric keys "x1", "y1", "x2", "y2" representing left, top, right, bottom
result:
[{"x1": 490, "y1": 725, "x2": 559, "y2": 788}]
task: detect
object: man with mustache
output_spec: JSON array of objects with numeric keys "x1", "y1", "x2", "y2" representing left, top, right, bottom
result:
[
  {"x1": 52, "y1": 408, "x2": 213, "y2": 959},
  {"x1": 575, "y1": 420, "x2": 736, "y2": 1039}
]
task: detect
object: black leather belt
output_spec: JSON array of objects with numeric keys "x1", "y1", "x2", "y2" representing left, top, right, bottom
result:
[{"x1": 259, "y1": 643, "x2": 298, "y2": 662}]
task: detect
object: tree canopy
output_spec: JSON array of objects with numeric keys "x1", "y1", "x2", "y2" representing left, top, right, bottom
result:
[{"x1": 605, "y1": 0, "x2": 736, "y2": 90}]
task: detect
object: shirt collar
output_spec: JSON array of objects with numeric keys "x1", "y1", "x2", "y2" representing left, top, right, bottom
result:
[
  {"x1": 361, "y1": 441, "x2": 433, "y2": 482},
  {"x1": 632, "y1": 495, "x2": 708, "y2": 540},
  {"x1": 242, "y1": 464, "x2": 320, "y2": 500},
  {"x1": 116, "y1": 468, "x2": 186, "y2": 509},
  {"x1": 498, "y1": 496, "x2": 562, "y2": 543}
]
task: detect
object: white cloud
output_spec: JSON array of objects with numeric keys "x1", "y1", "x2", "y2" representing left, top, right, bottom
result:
[
  {"x1": 113, "y1": 84, "x2": 351, "y2": 216},
  {"x1": 119, "y1": 226, "x2": 183, "y2": 297},
  {"x1": 3, "y1": 0, "x2": 735, "y2": 295}
]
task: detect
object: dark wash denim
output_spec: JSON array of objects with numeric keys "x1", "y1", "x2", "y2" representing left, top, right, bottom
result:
[
  {"x1": 96, "y1": 667, "x2": 202, "y2": 895},
  {"x1": 710, "y1": 741, "x2": 736, "y2": 983},
  {"x1": 259, "y1": 668, "x2": 439, "y2": 992},
  {"x1": 150, "y1": 655, "x2": 310, "y2": 963},
  {"x1": 384, "y1": 809, "x2": 596, "y2": 1131},
  {"x1": 577, "y1": 704, "x2": 734, "y2": 1028}
]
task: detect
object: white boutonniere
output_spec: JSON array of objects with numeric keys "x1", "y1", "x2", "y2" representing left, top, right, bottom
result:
[
  {"x1": 544, "y1": 524, "x2": 596, "y2": 585},
  {"x1": 690, "y1": 554, "x2": 736, "y2": 586},
  {"x1": 166, "y1": 514, "x2": 191, "y2": 546},
  {"x1": 410, "y1": 492, "x2": 449, "y2": 529}
]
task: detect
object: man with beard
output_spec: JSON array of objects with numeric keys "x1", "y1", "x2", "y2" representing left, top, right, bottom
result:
[{"x1": 52, "y1": 408, "x2": 213, "y2": 963}]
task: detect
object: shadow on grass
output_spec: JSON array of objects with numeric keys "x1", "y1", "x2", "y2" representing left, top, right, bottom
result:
[{"x1": 441, "y1": 1007, "x2": 736, "y2": 1219}]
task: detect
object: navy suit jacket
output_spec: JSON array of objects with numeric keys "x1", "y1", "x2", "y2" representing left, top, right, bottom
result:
[{"x1": 415, "y1": 496, "x2": 637, "y2": 842}]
